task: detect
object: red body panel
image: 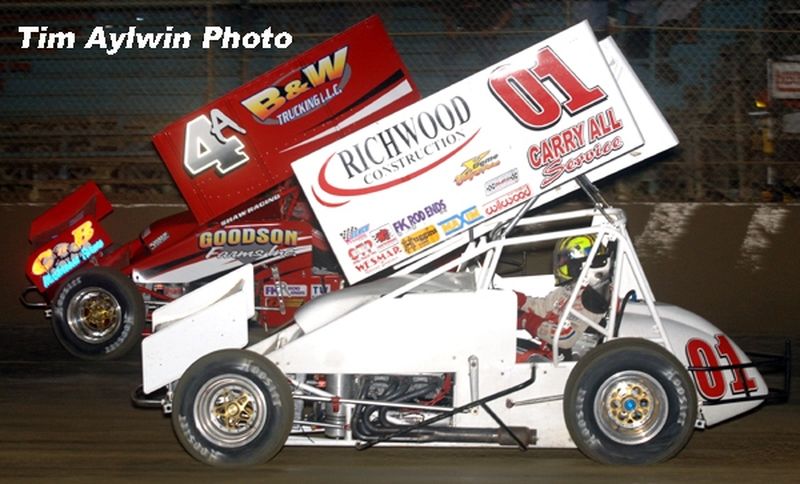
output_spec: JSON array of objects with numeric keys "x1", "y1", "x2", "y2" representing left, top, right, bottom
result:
[
  {"x1": 25, "y1": 16, "x2": 419, "y2": 331},
  {"x1": 26, "y1": 213, "x2": 111, "y2": 292},
  {"x1": 28, "y1": 181, "x2": 112, "y2": 246},
  {"x1": 152, "y1": 15, "x2": 419, "y2": 225}
]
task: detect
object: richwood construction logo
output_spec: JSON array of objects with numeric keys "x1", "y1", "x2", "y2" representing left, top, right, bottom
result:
[{"x1": 313, "y1": 96, "x2": 479, "y2": 206}]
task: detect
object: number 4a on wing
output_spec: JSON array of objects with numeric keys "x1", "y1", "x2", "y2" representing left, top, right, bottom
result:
[{"x1": 183, "y1": 108, "x2": 249, "y2": 177}]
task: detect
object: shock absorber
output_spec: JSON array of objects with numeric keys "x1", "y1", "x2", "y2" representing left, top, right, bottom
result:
[{"x1": 325, "y1": 374, "x2": 353, "y2": 438}]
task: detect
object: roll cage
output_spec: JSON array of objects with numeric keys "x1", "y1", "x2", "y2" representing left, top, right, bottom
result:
[{"x1": 354, "y1": 176, "x2": 670, "y2": 364}]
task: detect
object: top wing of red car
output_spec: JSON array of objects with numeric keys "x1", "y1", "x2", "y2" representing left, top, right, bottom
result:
[{"x1": 152, "y1": 15, "x2": 420, "y2": 225}]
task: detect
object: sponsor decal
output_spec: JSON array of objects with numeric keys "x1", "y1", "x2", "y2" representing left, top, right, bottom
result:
[
  {"x1": 368, "y1": 224, "x2": 399, "y2": 249},
  {"x1": 264, "y1": 284, "x2": 308, "y2": 298},
  {"x1": 198, "y1": 227, "x2": 299, "y2": 262},
  {"x1": 482, "y1": 184, "x2": 533, "y2": 217},
  {"x1": 526, "y1": 108, "x2": 624, "y2": 188},
  {"x1": 348, "y1": 239, "x2": 374, "y2": 261},
  {"x1": 401, "y1": 225, "x2": 440, "y2": 255},
  {"x1": 340, "y1": 224, "x2": 369, "y2": 243},
  {"x1": 312, "y1": 284, "x2": 332, "y2": 297},
  {"x1": 347, "y1": 224, "x2": 403, "y2": 274},
  {"x1": 353, "y1": 244, "x2": 402, "y2": 274},
  {"x1": 372, "y1": 228, "x2": 393, "y2": 244},
  {"x1": 219, "y1": 192, "x2": 282, "y2": 226},
  {"x1": 29, "y1": 219, "x2": 107, "y2": 289},
  {"x1": 147, "y1": 232, "x2": 170, "y2": 251},
  {"x1": 391, "y1": 200, "x2": 447, "y2": 234},
  {"x1": 198, "y1": 227, "x2": 298, "y2": 248},
  {"x1": 484, "y1": 168, "x2": 519, "y2": 196},
  {"x1": 264, "y1": 283, "x2": 332, "y2": 298},
  {"x1": 438, "y1": 206, "x2": 484, "y2": 236},
  {"x1": 313, "y1": 96, "x2": 478, "y2": 205},
  {"x1": 454, "y1": 150, "x2": 500, "y2": 185},
  {"x1": 488, "y1": 47, "x2": 626, "y2": 189},
  {"x1": 207, "y1": 245, "x2": 296, "y2": 262},
  {"x1": 242, "y1": 46, "x2": 348, "y2": 125}
]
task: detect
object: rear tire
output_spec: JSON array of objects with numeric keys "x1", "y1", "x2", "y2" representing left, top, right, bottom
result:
[
  {"x1": 172, "y1": 349, "x2": 293, "y2": 467},
  {"x1": 51, "y1": 267, "x2": 145, "y2": 360},
  {"x1": 563, "y1": 338, "x2": 697, "y2": 465}
]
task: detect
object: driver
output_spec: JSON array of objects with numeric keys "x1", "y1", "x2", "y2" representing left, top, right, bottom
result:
[{"x1": 515, "y1": 234, "x2": 610, "y2": 361}]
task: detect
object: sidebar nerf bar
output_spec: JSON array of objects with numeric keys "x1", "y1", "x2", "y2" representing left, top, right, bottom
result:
[{"x1": 743, "y1": 341, "x2": 792, "y2": 404}]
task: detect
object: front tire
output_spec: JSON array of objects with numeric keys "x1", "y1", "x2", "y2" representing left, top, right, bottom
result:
[
  {"x1": 172, "y1": 349, "x2": 293, "y2": 467},
  {"x1": 563, "y1": 338, "x2": 697, "y2": 465},
  {"x1": 51, "y1": 267, "x2": 145, "y2": 360}
]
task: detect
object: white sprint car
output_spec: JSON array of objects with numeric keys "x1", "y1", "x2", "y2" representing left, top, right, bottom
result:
[{"x1": 136, "y1": 183, "x2": 778, "y2": 467}]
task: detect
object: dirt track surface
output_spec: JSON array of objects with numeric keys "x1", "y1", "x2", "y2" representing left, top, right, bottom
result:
[{"x1": 1, "y1": 319, "x2": 798, "y2": 484}]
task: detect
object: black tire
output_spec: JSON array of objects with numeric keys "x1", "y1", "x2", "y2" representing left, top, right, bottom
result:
[
  {"x1": 51, "y1": 266, "x2": 145, "y2": 360},
  {"x1": 563, "y1": 338, "x2": 697, "y2": 465},
  {"x1": 172, "y1": 349, "x2": 293, "y2": 467}
]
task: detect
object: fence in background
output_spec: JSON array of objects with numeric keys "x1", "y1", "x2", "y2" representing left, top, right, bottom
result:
[{"x1": 1, "y1": 0, "x2": 799, "y2": 203}]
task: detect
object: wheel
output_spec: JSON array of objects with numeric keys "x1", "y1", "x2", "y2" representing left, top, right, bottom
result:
[
  {"x1": 51, "y1": 267, "x2": 145, "y2": 360},
  {"x1": 171, "y1": 349, "x2": 293, "y2": 467},
  {"x1": 563, "y1": 338, "x2": 697, "y2": 465}
]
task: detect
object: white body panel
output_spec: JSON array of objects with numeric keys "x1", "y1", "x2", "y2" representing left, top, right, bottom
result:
[
  {"x1": 283, "y1": 363, "x2": 576, "y2": 448},
  {"x1": 618, "y1": 302, "x2": 768, "y2": 426},
  {"x1": 248, "y1": 285, "x2": 577, "y2": 446},
  {"x1": 144, "y1": 208, "x2": 768, "y2": 451},
  {"x1": 139, "y1": 22, "x2": 767, "y2": 457},
  {"x1": 141, "y1": 264, "x2": 254, "y2": 393}
]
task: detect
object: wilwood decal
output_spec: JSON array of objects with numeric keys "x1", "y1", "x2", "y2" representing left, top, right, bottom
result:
[{"x1": 482, "y1": 184, "x2": 533, "y2": 217}]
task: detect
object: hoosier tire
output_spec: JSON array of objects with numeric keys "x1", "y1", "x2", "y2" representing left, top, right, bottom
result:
[
  {"x1": 51, "y1": 267, "x2": 145, "y2": 360},
  {"x1": 563, "y1": 338, "x2": 697, "y2": 465},
  {"x1": 172, "y1": 349, "x2": 293, "y2": 467}
]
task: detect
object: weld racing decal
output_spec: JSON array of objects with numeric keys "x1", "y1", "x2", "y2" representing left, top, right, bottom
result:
[{"x1": 454, "y1": 150, "x2": 500, "y2": 185}]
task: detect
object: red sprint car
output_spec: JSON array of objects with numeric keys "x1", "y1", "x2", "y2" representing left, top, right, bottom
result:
[{"x1": 21, "y1": 16, "x2": 420, "y2": 360}]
